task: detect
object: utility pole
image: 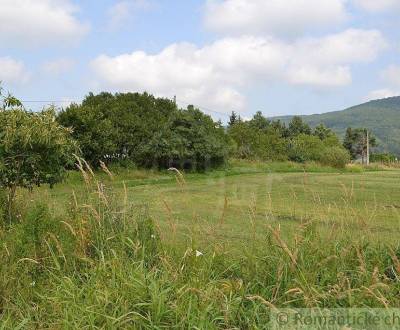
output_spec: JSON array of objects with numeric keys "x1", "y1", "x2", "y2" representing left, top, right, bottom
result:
[
  {"x1": 173, "y1": 95, "x2": 177, "y2": 105},
  {"x1": 366, "y1": 130, "x2": 370, "y2": 166}
]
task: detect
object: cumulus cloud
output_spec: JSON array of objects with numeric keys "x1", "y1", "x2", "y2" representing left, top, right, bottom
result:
[
  {"x1": 42, "y1": 58, "x2": 75, "y2": 75},
  {"x1": 204, "y1": 0, "x2": 348, "y2": 37},
  {"x1": 367, "y1": 65, "x2": 400, "y2": 100},
  {"x1": 0, "y1": 0, "x2": 89, "y2": 47},
  {"x1": 0, "y1": 57, "x2": 30, "y2": 84},
  {"x1": 107, "y1": 0, "x2": 153, "y2": 30},
  {"x1": 367, "y1": 89, "x2": 400, "y2": 100},
  {"x1": 90, "y1": 29, "x2": 386, "y2": 112},
  {"x1": 353, "y1": 0, "x2": 400, "y2": 12}
]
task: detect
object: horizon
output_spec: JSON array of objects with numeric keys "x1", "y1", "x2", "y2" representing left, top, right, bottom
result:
[{"x1": 1, "y1": 0, "x2": 400, "y2": 120}]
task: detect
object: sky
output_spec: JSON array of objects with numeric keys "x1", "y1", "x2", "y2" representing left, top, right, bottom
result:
[{"x1": 1, "y1": 0, "x2": 400, "y2": 120}]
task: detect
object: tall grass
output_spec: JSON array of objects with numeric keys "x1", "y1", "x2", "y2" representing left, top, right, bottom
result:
[{"x1": 1, "y1": 162, "x2": 400, "y2": 329}]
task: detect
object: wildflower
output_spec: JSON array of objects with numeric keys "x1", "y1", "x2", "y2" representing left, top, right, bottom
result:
[
  {"x1": 195, "y1": 250, "x2": 203, "y2": 257},
  {"x1": 151, "y1": 234, "x2": 156, "y2": 239}
]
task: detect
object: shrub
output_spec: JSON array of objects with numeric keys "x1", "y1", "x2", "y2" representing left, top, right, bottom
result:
[
  {"x1": 320, "y1": 146, "x2": 351, "y2": 168},
  {"x1": 288, "y1": 134, "x2": 325, "y2": 162},
  {"x1": 0, "y1": 104, "x2": 77, "y2": 224}
]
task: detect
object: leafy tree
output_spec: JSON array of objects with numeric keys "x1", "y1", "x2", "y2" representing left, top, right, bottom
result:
[
  {"x1": 58, "y1": 94, "x2": 230, "y2": 170},
  {"x1": 137, "y1": 105, "x2": 230, "y2": 170},
  {"x1": 249, "y1": 111, "x2": 271, "y2": 131},
  {"x1": 288, "y1": 116, "x2": 312, "y2": 137},
  {"x1": 228, "y1": 111, "x2": 238, "y2": 127},
  {"x1": 313, "y1": 123, "x2": 334, "y2": 140},
  {"x1": 58, "y1": 92, "x2": 177, "y2": 166},
  {"x1": 343, "y1": 127, "x2": 377, "y2": 162},
  {"x1": 0, "y1": 92, "x2": 77, "y2": 223}
]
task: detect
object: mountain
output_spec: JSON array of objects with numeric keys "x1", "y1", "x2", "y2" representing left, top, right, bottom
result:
[{"x1": 276, "y1": 96, "x2": 400, "y2": 156}]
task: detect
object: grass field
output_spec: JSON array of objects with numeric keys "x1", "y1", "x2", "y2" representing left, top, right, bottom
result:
[
  {"x1": 2, "y1": 161, "x2": 400, "y2": 328},
  {"x1": 33, "y1": 160, "x2": 400, "y2": 245}
]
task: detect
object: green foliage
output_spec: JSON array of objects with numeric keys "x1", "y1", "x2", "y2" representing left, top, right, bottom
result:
[
  {"x1": 228, "y1": 111, "x2": 347, "y2": 167},
  {"x1": 137, "y1": 106, "x2": 230, "y2": 170},
  {"x1": 288, "y1": 134, "x2": 324, "y2": 162},
  {"x1": 0, "y1": 92, "x2": 77, "y2": 223},
  {"x1": 58, "y1": 93, "x2": 229, "y2": 170},
  {"x1": 370, "y1": 153, "x2": 398, "y2": 164},
  {"x1": 1, "y1": 167, "x2": 400, "y2": 328},
  {"x1": 320, "y1": 146, "x2": 351, "y2": 168},
  {"x1": 0, "y1": 108, "x2": 77, "y2": 189},
  {"x1": 288, "y1": 116, "x2": 311, "y2": 137},
  {"x1": 313, "y1": 123, "x2": 334, "y2": 140},
  {"x1": 276, "y1": 96, "x2": 400, "y2": 156},
  {"x1": 343, "y1": 127, "x2": 377, "y2": 161}
]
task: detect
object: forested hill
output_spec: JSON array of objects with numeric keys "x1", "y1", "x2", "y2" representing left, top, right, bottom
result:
[{"x1": 276, "y1": 96, "x2": 400, "y2": 156}]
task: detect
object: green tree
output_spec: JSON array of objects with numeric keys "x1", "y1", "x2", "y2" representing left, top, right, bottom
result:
[
  {"x1": 58, "y1": 92, "x2": 177, "y2": 166},
  {"x1": 313, "y1": 123, "x2": 334, "y2": 140},
  {"x1": 343, "y1": 127, "x2": 377, "y2": 162},
  {"x1": 58, "y1": 93, "x2": 230, "y2": 170},
  {"x1": 228, "y1": 111, "x2": 238, "y2": 128},
  {"x1": 248, "y1": 111, "x2": 270, "y2": 131},
  {"x1": 288, "y1": 116, "x2": 311, "y2": 137},
  {"x1": 137, "y1": 105, "x2": 230, "y2": 170},
  {"x1": 0, "y1": 92, "x2": 77, "y2": 223}
]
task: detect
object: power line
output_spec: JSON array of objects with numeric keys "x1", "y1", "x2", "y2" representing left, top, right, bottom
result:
[{"x1": 176, "y1": 98, "x2": 232, "y2": 118}]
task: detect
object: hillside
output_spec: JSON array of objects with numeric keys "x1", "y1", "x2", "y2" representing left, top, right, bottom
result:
[{"x1": 276, "y1": 96, "x2": 400, "y2": 156}]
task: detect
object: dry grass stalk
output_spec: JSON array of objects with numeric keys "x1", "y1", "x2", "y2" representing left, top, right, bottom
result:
[
  {"x1": 246, "y1": 295, "x2": 277, "y2": 311},
  {"x1": 267, "y1": 224, "x2": 298, "y2": 269},
  {"x1": 100, "y1": 161, "x2": 114, "y2": 179},
  {"x1": 168, "y1": 167, "x2": 186, "y2": 187}
]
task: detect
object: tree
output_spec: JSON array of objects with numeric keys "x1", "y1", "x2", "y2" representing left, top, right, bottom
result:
[
  {"x1": 228, "y1": 111, "x2": 238, "y2": 128},
  {"x1": 248, "y1": 111, "x2": 270, "y2": 131},
  {"x1": 288, "y1": 116, "x2": 311, "y2": 137},
  {"x1": 58, "y1": 92, "x2": 177, "y2": 166},
  {"x1": 0, "y1": 92, "x2": 77, "y2": 223},
  {"x1": 137, "y1": 105, "x2": 230, "y2": 170},
  {"x1": 58, "y1": 93, "x2": 230, "y2": 170},
  {"x1": 313, "y1": 123, "x2": 334, "y2": 140},
  {"x1": 343, "y1": 127, "x2": 377, "y2": 163}
]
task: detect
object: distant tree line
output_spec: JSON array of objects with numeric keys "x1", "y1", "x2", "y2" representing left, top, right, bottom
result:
[
  {"x1": 227, "y1": 111, "x2": 350, "y2": 168},
  {"x1": 57, "y1": 92, "x2": 353, "y2": 170}
]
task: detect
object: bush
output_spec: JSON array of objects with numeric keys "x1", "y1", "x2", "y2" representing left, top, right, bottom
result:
[
  {"x1": 288, "y1": 134, "x2": 325, "y2": 162},
  {"x1": 320, "y1": 146, "x2": 351, "y2": 168},
  {"x1": 58, "y1": 93, "x2": 230, "y2": 171}
]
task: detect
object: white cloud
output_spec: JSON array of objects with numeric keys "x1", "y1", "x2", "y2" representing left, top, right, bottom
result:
[
  {"x1": 367, "y1": 88, "x2": 400, "y2": 100},
  {"x1": 204, "y1": 0, "x2": 348, "y2": 37},
  {"x1": 353, "y1": 0, "x2": 400, "y2": 12},
  {"x1": 367, "y1": 65, "x2": 400, "y2": 100},
  {"x1": 42, "y1": 58, "x2": 75, "y2": 75},
  {"x1": 90, "y1": 29, "x2": 386, "y2": 112},
  {"x1": 0, "y1": 57, "x2": 30, "y2": 84},
  {"x1": 107, "y1": 0, "x2": 153, "y2": 30},
  {"x1": 0, "y1": 0, "x2": 89, "y2": 47}
]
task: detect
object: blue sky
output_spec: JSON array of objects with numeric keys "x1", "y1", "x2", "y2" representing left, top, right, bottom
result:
[{"x1": 1, "y1": 0, "x2": 400, "y2": 121}]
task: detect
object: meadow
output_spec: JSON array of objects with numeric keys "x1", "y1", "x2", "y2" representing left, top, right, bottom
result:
[{"x1": 1, "y1": 161, "x2": 400, "y2": 328}]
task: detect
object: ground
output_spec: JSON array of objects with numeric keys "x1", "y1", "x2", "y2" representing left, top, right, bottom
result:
[
  {"x1": 31, "y1": 161, "x2": 400, "y2": 246},
  {"x1": 4, "y1": 161, "x2": 400, "y2": 328}
]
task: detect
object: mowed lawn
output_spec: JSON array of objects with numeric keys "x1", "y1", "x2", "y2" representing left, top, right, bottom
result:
[{"x1": 29, "y1": 163, "x2": 400, "y2": 247}]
